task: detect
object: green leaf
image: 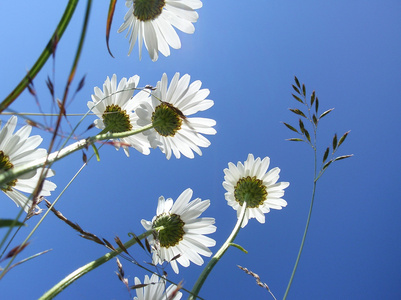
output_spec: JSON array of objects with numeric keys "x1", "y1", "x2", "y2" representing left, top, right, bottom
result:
[
  {"x1": 319, "y1": 108, "x2": 334, "y2": 119},
  {"x1": 289, "y1": 108, "x2": 307, "y2": 118},
  {"x1": 0, "y1": 219, "x2": 26, "y2": 228},
  {"x1": 91, "y1": 144, "x2": 101, "y2": 161},
  {"x1": 302, "y1": 83, "x2": 306, "y2": 97},
  {"x1": 312, "y1": 114, "x2": 318, "y2": 126},
  {"x1": 283, "y1": 122, "x2": 299, "y2": 133},
  {"x1": 304, "y1": 129, "x2": 311, "y2": 142},
  {"x1": 299, "y1": 119, "x2": 305, "y2": 134},
  {"x1": 286, "y1": 138, "x2": 304, "y2": 142},
  {"x1": 292, "y1": 94, "x2": 303, "y2": 103},
  {"x1": 334, "y1": 154, "x2": 353, "y2": 161},
  {"x1": 323, "y1": 160, "x2": 332, "y2": 170},
  {"x1": 229, "y1": 243, "x2": 248, "y2": 254},
  {"x1": 292, "y1": 85, "x2": 301, "y2": 95},
  {"x1": 294, "y1": 76, "x2": 301, "y2": 89},
  {"x1": 333, "y1": 133, "x2": 338, "y2": 150},
  {"x1": 323, "y1": 147, "x2": 330, "y2": 163},
  {"x1": 338, "y1": 130, "x2": 351, "y2": 147},
  {"x1": 315, "y1": 97, "x2": 319, "y2": 113},
  {"x1": 106, "y1": 0, "x2": 117, "y2": 58},
  {"x1": 76, "y1": 75, "x2": 86, "y2": 92},
  {"x1": 310, "y1": 90, "x2": 316, "y2": 106}
]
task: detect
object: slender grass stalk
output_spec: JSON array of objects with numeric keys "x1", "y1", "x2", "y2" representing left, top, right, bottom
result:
[
  {"x1": 0, "y1": 0, "x2": 80, "y2": 112},
  {"x1": 0, "y1": 141, "x2": 104, "y2": 279},
  {"x1": 282, "y1": 161, "x2": 317, "y2": 299},
  {"x1": 188, "y1": 202, "x2": 247, "y2": 300},
  {"x1": 38, "y1": 228, "x2": 159, "y2": 300}
]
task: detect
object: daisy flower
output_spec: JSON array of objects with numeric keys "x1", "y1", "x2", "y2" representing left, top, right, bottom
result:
[
  {"x1": 117, "y1": 0, "x2": 202, "y2": 61},
  {"x1": 135, "y1": 72, "x2": 216, "y2": 159},
  {"x1": 222, "y1": 154, "x2": 290, "y2": 228},
  {"x1": 133, "y1": 274, "x2": 182, "y2": 300},
  {"x1": 141, "y1": 188, "x2": 216, "y2": 274},
  {"x1": 87, "y1": 74, "x2": 151, "y2": 156},
  {"x1": 0, "y1": 116, "x2": 56, "y2": 214}
]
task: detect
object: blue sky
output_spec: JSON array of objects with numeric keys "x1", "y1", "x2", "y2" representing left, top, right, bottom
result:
[{"x1": 1, "y1": 1, "x2": 401, "y2": 299}]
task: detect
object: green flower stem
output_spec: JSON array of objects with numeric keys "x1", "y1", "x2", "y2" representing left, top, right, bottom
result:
[
  {"x1": 188, "y1": 203, "x2": 247, "y2": 300},
  {"x1": 0, "y1": 123, "x2": 154, "y2": 188},
  {"x1": 0, "y1": 0, "x2": 80, "y2": 113},
  {"x1": 38, "y1": 228, "x2": 161, "y2": 300}
]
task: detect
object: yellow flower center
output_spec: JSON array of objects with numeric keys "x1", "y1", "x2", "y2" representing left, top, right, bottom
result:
[
  {"x1": 152, "y1": 102, "x2": 183, "y2": 137},
  {"x1": 133, "y1": 0, "x2": 166, "y2": 21},
  {"x1": 234, "y1": 176, "x2": 267, "y2": 208},
  {"x1": 153, "y1": 213, "x2": 185, "y2": 248},
  {"x1": 102, "y1": 104, "x2": 132, "y2": 133},
  {"x1": 0, "y1": 151, "x2": 17, "y2": 192}
]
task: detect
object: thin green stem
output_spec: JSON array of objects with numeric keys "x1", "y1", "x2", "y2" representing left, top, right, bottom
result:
[
  {"x1": 283, "y1": 143, "x2": 318, "y2": 299},
  {"x1": 0, "y1": 123, "x2": 154, "y2": 188},
  {"x1": 0, "y1": 210, "x2": 25, "y2": 258},
  {"x1": 188, "y1": 203, "x2": 247, "y2": 300},
  {"x1": 0, "y1": 0, "x2": 80, "y2": 112},
  {"x1": 283, "y1": 181, "x2": 317, "y2": 299},
  {"x1": 38, "y1": 228, "x2": 159, "y2": 300}
]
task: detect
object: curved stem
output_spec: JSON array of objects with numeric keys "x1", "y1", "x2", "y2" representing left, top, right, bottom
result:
[
  {"x1": 188, "y1": 203, "x2": 247, "y2": 300},
  {"x1": 283, "y1": 146, "x2": 318, "y2": 299},
  {"x1": 0, "y1": 146, "x2": 105, "y2": 280},
  {"x1": 38, "y1": 229, "x2": 158, "y2": 300},
  {"x1": 0, "y1": 0, "x2": 80, "y2": 112},
  {"x1": 45, "y1": 0, "x2": 91, "y2": 165},
  {"x1": 282, "y1": 180, "x2": 317, "y2": 299}
]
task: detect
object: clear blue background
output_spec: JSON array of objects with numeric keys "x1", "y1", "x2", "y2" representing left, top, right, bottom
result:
[{"x1": 1, "y1": 1, "x2": 401, "y2": 299}]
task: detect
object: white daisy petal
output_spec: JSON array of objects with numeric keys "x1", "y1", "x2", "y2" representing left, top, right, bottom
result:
[
  {"x1": 87, "y1": 74, "x2": 152, "y2": 156},
  {"x1": 164, "y1": 3, "x2": 199, "y2": 22},
  {"x1": 134, "y1": 73, "x2": 215, "y2": 159},
  {"x1": 0, "y1": 116, "x2": 56, "y2": 214},
  {"x1": 118, "y1": 0, "x2": 201, "y2": 61},
  {"x1": 133, "y1": 274, "x2": 182, "y2": 300},
  {"x1": 143, "y1": 22, "x2": 159, "y2": 61},
  {"x1": 142, "y1": 188, "x2": 216, "y2": 274},
  {"x1": 163, "y1": 10, "x2": 195, "y2": 33},
  {"x1": 155, "y1": 17, "x2": 181, "y2": 49}
]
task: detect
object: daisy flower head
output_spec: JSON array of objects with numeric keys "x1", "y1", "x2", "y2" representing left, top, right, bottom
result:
[
  {"x1": 141, "y1": 188, "x2": 216, "y2": 274},
  {"x1": 223, "y1": 154, "x2": 290, "y2": 228},
  {"x1": 133, "y1": 274, "x2": 182, "y2": 300},
  {"x1": 0, "y1": 116, "x2": 56, "y2": 214},
  {"x1": 135, "y1": 72, "x2": 216, "y2": 159},
  {"x1": 117, "y1": 0, "x2": 202, "y2": 61},
  {"x1": 87, "y1": 74, "x2": 151, "y2": 156}
]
